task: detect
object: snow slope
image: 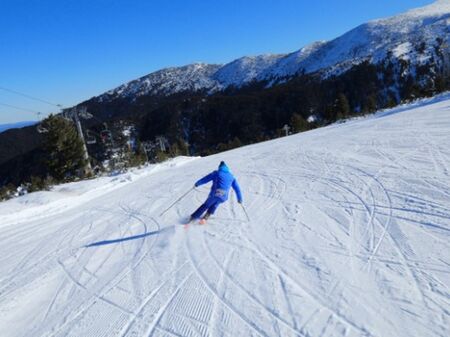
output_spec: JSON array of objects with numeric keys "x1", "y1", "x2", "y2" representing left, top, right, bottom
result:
[
  {"x1": 1, "y1": 94, "x2": 450, "y2": 337},
  {"x1": 99, "y1": 1, "x2": 450, "y2": 100}
]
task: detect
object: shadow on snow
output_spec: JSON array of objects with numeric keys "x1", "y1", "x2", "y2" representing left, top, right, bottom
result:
[{"x1": 85, "y1": 226, "x2": 175, "y2": 248}]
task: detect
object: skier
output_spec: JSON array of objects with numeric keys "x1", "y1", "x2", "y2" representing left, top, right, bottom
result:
[{"x1": 189, "y1": 161, "x2": 243, "y2": 224}]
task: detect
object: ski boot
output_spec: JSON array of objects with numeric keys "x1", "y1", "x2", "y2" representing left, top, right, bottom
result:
[{"x1": 199, "y1": 212, "x2": 211, "y2": 225}]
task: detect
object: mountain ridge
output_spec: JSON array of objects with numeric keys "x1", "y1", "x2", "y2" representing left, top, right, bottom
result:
[
  {"x1": 0, "y1": 121, "x2": 36, "y2": 134},
  {"x1": 97, "y1": 0, "x2": 450, "y2": 102}
]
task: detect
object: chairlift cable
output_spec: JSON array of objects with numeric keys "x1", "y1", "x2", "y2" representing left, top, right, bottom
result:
[
  {"x1": 0, "y1": 101, "x2": 41, "y2": 114},
  {"x1": 0, "y1": 86, "x2": 62, "y2": 108}
]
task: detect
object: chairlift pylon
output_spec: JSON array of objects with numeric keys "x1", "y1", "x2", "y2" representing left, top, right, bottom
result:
[
  {"x1": 78, "y1": 106, "x2": 93, "y2": 119},
  {"x1": 61, "y1": 108, "x2": 73, "y2": 121}
]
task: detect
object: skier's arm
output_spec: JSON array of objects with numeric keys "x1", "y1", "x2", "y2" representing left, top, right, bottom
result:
[
  {"x1": 194, "y1": 171, "x2": 216, "y2": 187},
  {"x1": 232, "y1": 179, "x2": 243, "y2": 203}
]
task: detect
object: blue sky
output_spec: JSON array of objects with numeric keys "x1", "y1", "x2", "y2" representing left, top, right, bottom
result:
[{"x1": 0, "y1": 0, "x2": 433, "y2": 123}]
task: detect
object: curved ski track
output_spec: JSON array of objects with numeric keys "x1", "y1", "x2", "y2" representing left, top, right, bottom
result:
[{"x1": 1, "y1": 98, "x2": 449, "y2": 337}]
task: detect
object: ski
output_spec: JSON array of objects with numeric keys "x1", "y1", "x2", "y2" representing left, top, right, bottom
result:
[
  {"x1": 183, "y1": 219, "x2": 194, "y2": 229},
  {"x1": 181, "y1": 217, "x2": 208, "y2": 230}
]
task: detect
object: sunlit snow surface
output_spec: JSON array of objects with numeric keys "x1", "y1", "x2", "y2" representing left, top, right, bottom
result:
[{"x1": 1, "y1": 94, "x2": 449, "y2": 337}]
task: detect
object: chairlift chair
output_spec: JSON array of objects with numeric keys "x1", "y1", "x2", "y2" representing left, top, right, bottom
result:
[
  {"x1": 36, "y1": 124, "x2": 48, "y2": 133},
  {"x1": 100, "y1": 123, "x2": 113, "y2": 143},
  {"x1": 86, "y1": 130, "x2": 97, "y2": 144},
  {"x1": 100, "y1": 130, "x2": 112, "y2": 143},
  {"x1": 35, "y1": 112, "x2": 48, "y2": 133}
]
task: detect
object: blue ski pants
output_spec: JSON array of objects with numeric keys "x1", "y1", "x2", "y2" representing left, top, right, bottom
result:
[{"x1": 191, "y1": 196, "x2": 224, "y2": 219}]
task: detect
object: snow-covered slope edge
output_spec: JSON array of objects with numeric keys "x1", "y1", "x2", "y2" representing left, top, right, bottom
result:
[
  {"x1": 98, "y1": 1, "x2": 450, "y2": 101},
  {"x1": 0, "y1": 94, "x2": 449, "y2": 337},
  {"x1": 0, "y1": 156, "x2": 199, "y2": 229}
]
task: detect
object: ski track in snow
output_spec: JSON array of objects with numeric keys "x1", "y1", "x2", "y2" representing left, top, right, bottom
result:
[{"x1": 1, "y1": 95, "x2": 450, "y2": 336}]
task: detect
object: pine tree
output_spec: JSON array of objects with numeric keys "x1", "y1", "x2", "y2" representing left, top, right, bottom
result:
[
  {"x1": 290, "y1": 113, "x2": 308, "y2": 133},
  {"x1": 335, "y1": 93, "x2": 350, "y2": 119},
  {"x1": 364, "y1": 94, "x2": 378, "y2": 113},
  {"x1": 41, "y1": 114, "x2": 87, "y2": 181},
  {"x1": 154, "y1": 149, "x2": 168, "y2": 162},
  {"x1": 176, "y1": 138, "x2": 190, "y2": 156}
]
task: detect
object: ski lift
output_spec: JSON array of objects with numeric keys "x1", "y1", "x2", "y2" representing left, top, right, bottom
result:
[
  {"x1": 78, "y1": 106, "x2": 93, "y2": 119},
  {"x1": 86, "y1": 130, "x2": 97, "y2": 144},
  {"x1": 127, "y1": 137, "x2": 137, "y2": 151},
  {"x1": 36, "y1": 112, "x2": 48, "y2": 133},
  {"x1": 36, "y1": 123, "x2": 48, "y2": 133},
  {"x1": 143, "y1": 142, "x2": 154, "y2": 152},
  {"x1": 100, "y1": 123, "x2": 113, "y2": 143},
  {"x1": 61, "y1": 108, "x2": 72, "y2": 120},
  {"x1": 155, "y1": 136, "x2": 168, "y2": 152}
]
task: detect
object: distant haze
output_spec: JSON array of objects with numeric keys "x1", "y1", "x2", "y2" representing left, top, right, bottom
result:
[{"x1": 0, "y1": 121, "x2": 36, "y2": 134}]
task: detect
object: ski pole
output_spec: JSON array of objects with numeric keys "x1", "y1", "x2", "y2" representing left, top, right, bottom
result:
[
  {"x1": 159, "y1": 187, "x2": 194, "y2": 217},
  {"x1": 240, "y1": 203, "x2": 250, "y2": 222}
]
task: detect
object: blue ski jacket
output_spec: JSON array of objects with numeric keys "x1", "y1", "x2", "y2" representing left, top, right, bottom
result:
[{"x1": 195, "y1": 164, "x2": 243, "y2": 203}]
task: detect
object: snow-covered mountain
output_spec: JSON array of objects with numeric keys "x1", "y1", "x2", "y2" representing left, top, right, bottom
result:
[
  {"x1": 212, "y1": 54, "x2": 283, "y2": 88},
  {"x1": 98, "y1": 0, "x2": 450, "y2": 102},
  {"x1": 99, "y1": 63, "x2": 222, "y2": 101},
  {"x1": 1, "y1": 93, "x2": 449, "y2": 337},
  {"x1": 293, "y1": 0, "x2": 450, "y2": 77}
]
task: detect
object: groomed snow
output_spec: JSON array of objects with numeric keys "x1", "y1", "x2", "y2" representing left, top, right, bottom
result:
[{"x1": 1, "y1": 94, "x2": 449, "y2": 337}]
